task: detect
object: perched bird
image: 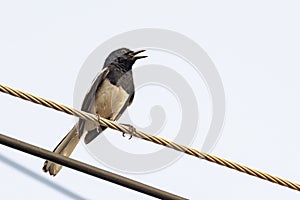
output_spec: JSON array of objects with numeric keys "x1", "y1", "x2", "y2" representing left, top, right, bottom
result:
[{"x1": 43, "y1": 48, "x2": 147, "y2": 176}]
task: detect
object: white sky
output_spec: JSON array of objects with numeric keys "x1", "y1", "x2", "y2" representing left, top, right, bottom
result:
[{"x1": 0, "y1": 1, "x2": 300, "y2": 199}]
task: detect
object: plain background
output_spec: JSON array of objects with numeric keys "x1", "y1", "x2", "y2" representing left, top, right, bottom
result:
[{"x1": 1, "y1": 1, "x2": 300, "y2": 199}]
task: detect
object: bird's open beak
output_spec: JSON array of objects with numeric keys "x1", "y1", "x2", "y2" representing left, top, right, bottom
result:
[{"x1": 132, "y1": 50, "x2": 147, "y2": 60}]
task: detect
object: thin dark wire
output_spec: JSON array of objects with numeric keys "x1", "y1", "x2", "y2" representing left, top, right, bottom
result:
[
  {"x1": 0, "y1": 133, "x2": 186, "y2": 200},
  {"x1": 1, "y1": 83, "x2": 300, "y2": 192}
]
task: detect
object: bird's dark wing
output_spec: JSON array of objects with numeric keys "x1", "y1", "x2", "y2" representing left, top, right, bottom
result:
[
  {"x1": 112, "y1": 89, "x2": 134, "y2": 120},
  {"x1": 78, "y1": 67, "x2": 110, "y2": 135},
  {"x1": 128, "y1": 92, "x2": 134, "y2": 106},
  {"x1": 113, "y1": 96, "x2": 133, "y2": 121},
  {"x1": 112, "y1": 70, "x2": 135, "y2": 121}
]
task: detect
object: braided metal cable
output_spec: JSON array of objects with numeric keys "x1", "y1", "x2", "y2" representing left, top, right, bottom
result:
[{"x1": 0, "y1": 83, "x2": 299, "y2": 191}]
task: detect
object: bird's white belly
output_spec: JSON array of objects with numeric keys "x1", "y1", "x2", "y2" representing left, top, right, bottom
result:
[
  {"x1": 94, "y1": 79, "x2": 129, "y2": 120},
  {"x1": 84, "y1": 79, "x2": 129, "y2": 132}
]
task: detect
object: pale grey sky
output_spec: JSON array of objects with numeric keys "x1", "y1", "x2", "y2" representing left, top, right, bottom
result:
[{"x1": 0, "y1": 1, "x2": 300, "y2": 199}]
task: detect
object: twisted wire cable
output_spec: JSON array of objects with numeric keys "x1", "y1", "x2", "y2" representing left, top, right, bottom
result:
[{"x1": 0, "y1": 83, "x2": 299, "y2": 192}]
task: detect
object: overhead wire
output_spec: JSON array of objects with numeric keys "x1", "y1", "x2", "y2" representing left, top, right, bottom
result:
[
  {"x1": 0, "y1": 133, "x2": 186, "y2": 200},
  {"x1": 0, "y1": 83, "x2": 300, "y2": 192}
]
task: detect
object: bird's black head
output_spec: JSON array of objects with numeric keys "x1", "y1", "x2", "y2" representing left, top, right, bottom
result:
[{"x1": 104, "y1": 48, "x2": 147, "y2": 71}]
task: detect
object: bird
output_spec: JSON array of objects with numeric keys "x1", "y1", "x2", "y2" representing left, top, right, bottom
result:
[{"x1": 43, "y1": 48, "x2": 147, "y2": 176}]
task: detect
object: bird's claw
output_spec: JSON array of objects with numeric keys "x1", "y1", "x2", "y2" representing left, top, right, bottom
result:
[{"x1": 121, "y1": 124, "x2": 135, "y2": 140}]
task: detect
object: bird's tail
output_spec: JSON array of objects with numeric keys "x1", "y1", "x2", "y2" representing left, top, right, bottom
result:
[{"x1": 43, "y1": 125, "x2": 80, "y2": 176}]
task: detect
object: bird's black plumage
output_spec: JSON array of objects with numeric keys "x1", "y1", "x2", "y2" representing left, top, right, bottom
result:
[
  {"x1": 79, "y1": 48, "x2": 146, "y2": 143},
  {"x1": 43, "y1": 48, "x2": 147, "y2": 176},
  {"x1": 80, "y1": 48, "x2": 133, "y2": 114}
]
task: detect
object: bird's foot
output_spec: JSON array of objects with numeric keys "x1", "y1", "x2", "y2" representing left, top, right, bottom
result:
[{"x1": 120, "y1": 124, "x2": 136, "y2": 140}]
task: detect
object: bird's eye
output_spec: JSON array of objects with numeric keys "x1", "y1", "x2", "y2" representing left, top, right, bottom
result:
[{"x1": 118, "y1": 57, "x2": 125, "y2": 62}]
